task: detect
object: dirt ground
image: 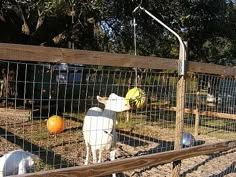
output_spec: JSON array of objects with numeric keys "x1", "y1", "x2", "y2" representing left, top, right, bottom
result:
[{"x1": 0, "y1": 108, "x2": 235, "y2": 177}]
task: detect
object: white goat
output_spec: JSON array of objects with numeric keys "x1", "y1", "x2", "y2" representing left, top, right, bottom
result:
[
  {"x1": 0, "y1": 149, "x2": 36, "y2": 177},
  {"x1": 82, "y1": 93, "x2": 130, "y2": 165}
]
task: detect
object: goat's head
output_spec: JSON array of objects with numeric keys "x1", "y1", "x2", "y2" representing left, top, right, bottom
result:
[{"x1": 97, "y1": 93, "x2": 130, "y2": 112}]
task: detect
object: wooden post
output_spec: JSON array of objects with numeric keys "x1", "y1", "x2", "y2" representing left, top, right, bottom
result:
[
  {"x1": 172, "y1": 41, "x2": 187, "y2": 177},
  {"x1": 126, "y1": 111, "x2": 130, "y2": 122},
  {"x1": 194, "y1": 90, "x2": 200, "y2": 137},
  {"x1": 126, "y1": 77, "x2": 132, "y2": 122}
]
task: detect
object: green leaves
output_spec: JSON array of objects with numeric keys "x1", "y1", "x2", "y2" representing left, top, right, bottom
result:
[
  {"x1": 202, "y1": 37, "x2": 234, "y2": 65},
  {"x1": 0, "y1": 0, "x2": 235, "y2": 65},
  {"x1": 42, "y1": 0, "x2": 71, "y2": 15}
]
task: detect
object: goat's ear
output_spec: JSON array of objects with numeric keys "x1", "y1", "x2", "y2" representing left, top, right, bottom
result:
[
  {"x1": 109, "y1": 93, "x2": 118, "y2": 99},
  {"x1": 97, "y1": 96, "x2": 107, "y2": 104}
]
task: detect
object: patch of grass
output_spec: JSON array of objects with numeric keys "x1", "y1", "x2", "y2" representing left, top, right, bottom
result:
[
  {"x1": 30, "y1": 131, "x2": 49, "y2": 141},
  {"x1": 63, "y1": 112, "x2": 85, "y2": 121},
  {"x1": 157, "y1": 121, "x2": 176, "y2": 129},
  {"x1": 201, "y1": 118, "x2": 228, "y2": 126},
  {"x1": 117, "y1": 119, "x2": 141, "y2": 130},
  {"x1": 34, "y1": 160, "x2": 55, "y2": 172},
  {"x1": 199, "y1": 126, "x2": 236, "y2": 140}
]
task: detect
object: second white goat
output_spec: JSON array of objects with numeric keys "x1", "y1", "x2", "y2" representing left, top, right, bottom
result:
[
  {"x1": 82, "y1": 93, "x2": 130, "y2": 165},
  {"x1": 0, "y1": 149, "x2": 36, "y2": 177}
]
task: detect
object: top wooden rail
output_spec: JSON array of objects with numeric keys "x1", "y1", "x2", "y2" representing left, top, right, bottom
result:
[{"x1": 0, "y1": 43, "x2": 236, "y2": 76}]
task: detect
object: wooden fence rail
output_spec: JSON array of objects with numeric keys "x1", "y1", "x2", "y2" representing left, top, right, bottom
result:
[
  {"x1": 0, "y1": 43, "x2": 236, "y2": 76},
  {"x1": 16, "y1": 140, "x2": 236, "y2": 177},
  {"x1": 151, "y1": 105, "x2": 236, "y2": 120}
]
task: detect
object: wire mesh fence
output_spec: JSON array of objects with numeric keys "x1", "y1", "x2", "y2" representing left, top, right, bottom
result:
[{"x1": 0, "y1": 54, "x2": 235, "y2": 176}]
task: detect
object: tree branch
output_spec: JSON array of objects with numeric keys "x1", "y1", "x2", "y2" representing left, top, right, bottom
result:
[
  {"x1": 40, "y1": 22, "x2": 82, "y2": 46},
  {"x1": 36, "y1": 9, "x2": 45, "y2": 31},
  {"x1": 17, "y1": 4, "x2": 30, "y2": 35}
]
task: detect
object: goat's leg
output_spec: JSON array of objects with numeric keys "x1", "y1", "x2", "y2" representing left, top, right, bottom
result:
[
  {"x1": 110, "y1": 149, "x2": 116, "y2": 177},
  {"x1": 91, "y1": 148, "x2": 97, "y2": 163},
  {"x1": 84, "y1": 143, "x2": 90, "y2": 165},
  {"x1": 18, "y1": 160, "x2": 27, "y2": 174},
  {"x1": 98, "y1": 150, "x2": 102, "y2": 163},
  {"x1": 110, "y1": 149, "x2": 116, "y2": 161}
]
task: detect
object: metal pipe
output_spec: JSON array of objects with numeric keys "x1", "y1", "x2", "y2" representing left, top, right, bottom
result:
[
  {"x1": 133, "y1": 6, "x2": 187, "y2": 75},
  {"x1": 133, "y1": 6, "x2": 141, "y2": 13},
  {"x1": 133, "y1": 17, "x2": 138, "y2": 87}
]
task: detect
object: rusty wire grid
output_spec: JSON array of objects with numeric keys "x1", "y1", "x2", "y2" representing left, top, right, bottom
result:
[{"x1": 0, "y1": 60, "x2": 235, "y2": 176}]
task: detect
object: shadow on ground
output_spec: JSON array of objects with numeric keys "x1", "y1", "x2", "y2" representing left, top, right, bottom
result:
[
  {"x1": 180, "y1": 149, "x2": 236, "y2": 177},
  {"x1": 0, "y1": 127, "x2": 75, "y2": 169}
]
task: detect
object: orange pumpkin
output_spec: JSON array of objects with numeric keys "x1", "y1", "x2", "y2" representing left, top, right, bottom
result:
[{"x1": 47, "y1": 115, "x2": 64, "y2": 134}]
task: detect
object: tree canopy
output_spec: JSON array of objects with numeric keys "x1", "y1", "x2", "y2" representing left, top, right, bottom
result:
[{"x1": 0, "y1": 0, "x2": 235, "y2": 65}]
